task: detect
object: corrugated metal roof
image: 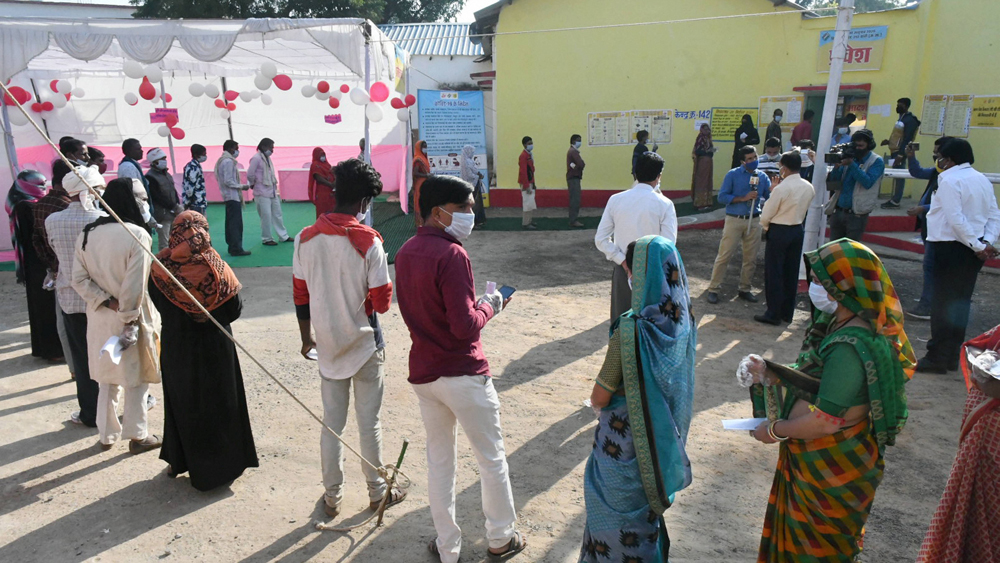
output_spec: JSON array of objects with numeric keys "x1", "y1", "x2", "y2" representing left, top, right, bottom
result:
[{"x1": 379, "y1": 23, "x2": 483, "y2": 57}]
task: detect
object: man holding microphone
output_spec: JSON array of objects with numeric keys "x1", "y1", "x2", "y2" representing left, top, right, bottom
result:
[{"x1": 707, "y1": 146, "x2": 771, "y2": 305}]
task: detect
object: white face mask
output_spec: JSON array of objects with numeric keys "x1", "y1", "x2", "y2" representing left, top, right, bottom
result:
[
  {"x1": 319, "y1": 156, "x2": 326, "y2": 163},
  {"x1": 153, "y1": 160, "x2": 168, "y2": 170},
  {"x1": 838, "y1": 127, "x2": 849, "y2": 135},
  {"x1": 526, "y1": 144, "x2": 533, "y2": 153},
  {"x1": 356, "y1": 199, "x2": 370, "y2": 222},
  {"x1": 264, "y1": 149, "x2": 273, "y2": 157},
  {"x1": 438, "y1": 208, "x2": 475, "y2": 241},
  {"x1": 808, "y1": 282, "x2": 839, "y2": 314},
  {"x1": 197, "y1": 155, "x2": 207, "y2": 163},
  {"x1": 573, "y1": 141, "x2": 582, "y2": 149},
  {"x1": 232, "y1": 150, "x2": 240, "y2": 158},
  {"x1": 774, "y1": 115, "x2": 783, "y2": 123}
]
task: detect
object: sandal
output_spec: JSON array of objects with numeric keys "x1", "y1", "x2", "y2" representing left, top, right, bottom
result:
[
  {"x1": 488, "y1": 531, "x2": 527, "y2": 561},
  {"x1": 369, "y1": 487, "x2": 407, "y2": 511},
  {"x1": 427, "y1": 538, "x2": 458, "y2": 562}
]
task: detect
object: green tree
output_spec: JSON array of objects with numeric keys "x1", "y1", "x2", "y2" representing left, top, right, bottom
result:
[
  {"x1": 797, "y1": 0, "x2": 907, "y2": 13},
  {"x1": 131, "y1": 0, "x2": 466, "y2": 23}
]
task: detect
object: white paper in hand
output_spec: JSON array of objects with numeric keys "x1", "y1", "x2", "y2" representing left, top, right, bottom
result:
[
  {"x1": 305, "y1": 348, "x2": 318, "y2": 361},
  {"x1": 100, "y1": 336, "x2": 125, "y2": 365},
  {"x1": 722, "y1": 418, "x2": 768, "y2": 431}
]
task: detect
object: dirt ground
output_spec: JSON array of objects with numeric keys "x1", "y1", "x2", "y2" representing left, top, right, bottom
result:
[{"x1": 2, "y1": 225, "x2": 998, "y2": 563}]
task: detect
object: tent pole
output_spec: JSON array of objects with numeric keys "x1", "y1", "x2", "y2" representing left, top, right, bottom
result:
[
  {"x1": 1, "y1": 103, "x2": 20, "y2": 179},
  {"x1": 363, "y1": 22, "x2": 373, "y2": 227},
  {"x1": 802, "y1": 0, "x2": 855, "y2": 256},
  {"x1": 159, "y1": 80, "x2": 178, "y2": 175},
  {"x1": 221, "y1": 77, "x2": 235, "y2": 142},
  {"x1": 28, "y1": 79, "x2": 50, "y2": 139}
]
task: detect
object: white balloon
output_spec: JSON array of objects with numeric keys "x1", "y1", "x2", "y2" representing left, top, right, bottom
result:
[
  {"x1": 157, "y1": 125, "x2": 170, "y2": 137},
  {"x1": 71, "y1": 87, "x2": 85, "y2": 98},
  {"x1": 56, "y1": 80, "x2": 73, "y2": 95},
  {"x1": 250, "y1": 90, "x2": 261, "y2": 99},
  {"x1": 220, "y1": 109, "x2": 231, "y2": 119},
  {"x1": 144, "y1": 65, "x2": 163, "y2": 83},
  {"x1": 314, "y1": 89, "x2": 330, "y2": 100},
  {"x1": 254, "y1": 74, "x2": 272, "y2": 91},
  {"x1": 240, "y1": 91, "x2": 253, "y2": 102},
  {"x1": 329, "y1": 90, "x2": 342, "y2": 101},
  {"x1": 350, "y1": 87, "x2": 370, "y2": 105},
  {"x1": 124, "y1": 92, "x2": 138, "y2": 105},
  {"x1": 397, "y1": 107, "x2": 410, "y2": 122},
  {"x1": 204, "y1": 83, "x2": 220, "y2": 98},
  {"x1": 301, "y1": 85, "x2": 317, "y2": 97},
  {"x1": 51, "y1": 95, "x2": 67, "y2": 109},
  {"x1": 260, "y1": 62, "x2": 278, "y2": 79},
  {"x1": 188, "y1": 82, "x2": 205, "y2": 97},
  {"x1": 8, "y1": 111, "x2": 28, "y2": 126},
  {"x1": 366, "y1": 103, "x2": 384, "y2": 122},
  {"x1": 260, "y1": 93, "x2": 273, "y2": 106},
  {"x1": 123, "y1": 60, "x2": 145, "y2": 79}
]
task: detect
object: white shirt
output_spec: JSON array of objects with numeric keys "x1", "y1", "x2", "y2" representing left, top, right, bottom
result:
[
  {"x1": 292, "y1": 229, "x2": 391, "y2": 380},
  {"x1": 595, "y1": 183, "x2": 678, "y2": 265},
  {"x1": 926, "y1": 163, "x2": 1000, "y2": 252}
]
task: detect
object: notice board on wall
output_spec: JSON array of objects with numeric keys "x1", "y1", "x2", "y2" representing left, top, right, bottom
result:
[{"x1": 711, "y1": 108, "x2": 758, "y2": 142}]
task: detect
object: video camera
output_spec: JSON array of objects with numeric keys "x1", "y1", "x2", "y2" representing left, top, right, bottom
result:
[{"x1": 824, "y1": 143, "x2": 857, "y2": 165}]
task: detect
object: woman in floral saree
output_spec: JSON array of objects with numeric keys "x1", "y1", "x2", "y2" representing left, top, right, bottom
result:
[
  {"x1": 580, "y1": 235, "x2": 697, "y2": 563},
  {"x1": 746, "y1": 238, "x2": 915, "y2": 562}
]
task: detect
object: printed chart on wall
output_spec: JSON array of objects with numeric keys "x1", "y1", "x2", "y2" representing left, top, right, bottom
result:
[
  {"x1": 971, "y1": 96, "x2": 1000, "y2": 129},
  {"x1": 759, "y1": 96, "x2": 804, "y2": 131},
  {"x1": 631, "y1": 110, "x2": 673, "y2": 145},
  {"x1": 920, "y1": 95, "x2": 948, "y2": 136},
  {"x1": 920, "y1": 95, "x2": 975, "y2": 138},
  {"x1": 711, "y1": 108, "x2": 758, "y2": 142},
  {"x1": 417, "y1": 90, "x2": 487, "y2": 175},
  {"x1": 588, "y1": 112, "x2": 630, "y2": 146}
]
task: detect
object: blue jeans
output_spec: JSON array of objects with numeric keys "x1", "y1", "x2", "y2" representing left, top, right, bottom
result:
[{"x1": 917, "y1": 241, "x2": 934, "y2": 310}]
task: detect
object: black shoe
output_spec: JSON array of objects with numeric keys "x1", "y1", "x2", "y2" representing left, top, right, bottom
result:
[
  {"x1": 281, "y1": 237, "x2": 294, "y2": 243},
  {"x1": 229, "y1": 249, "x2": 251, "y2": 257},
  {"x1": 881, "y1": 201, "x2": 900, "y2": 209},
  {"x1": 754, "y1": 314, "x2": 781, "y2": 326},
  {"x1": 915, "y1": 358, "x2": 948, "y2": 374},
  {"x1": 738, "y1": 291, "x2": 759, "y2": 303},
  {"x1": 262, "y1": 240, "x2": 278, "y2": 246},
  {"x1": 706, "y1": 292, "x2": 719, "y2": 304},
  {"x1": 782, "y1": 316, "x2": 794, "y2": 324},
  {"x1": 905, "y1": 306, "x2": 931, "y2": 320}
]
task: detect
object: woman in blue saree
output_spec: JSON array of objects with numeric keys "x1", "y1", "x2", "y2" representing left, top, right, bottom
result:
[{"x1": 580, "y1": 235, "x2": 697, "y2": 563}]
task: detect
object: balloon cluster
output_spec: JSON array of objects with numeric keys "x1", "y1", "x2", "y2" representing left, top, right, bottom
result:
[
  {"x1": 2, "y1": 78, "x2": 89, "y2": 125},
  {"x1": 123, "y1": 61, "x2": 172, "y2": 104},
  {"x1": 298, "y1": 80, "x2": 413, "y2": 122}
]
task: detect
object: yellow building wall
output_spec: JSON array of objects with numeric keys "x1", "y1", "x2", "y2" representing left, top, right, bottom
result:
[{"x1": 493, "y1": 0, "x2": 1000, "y2": 202}]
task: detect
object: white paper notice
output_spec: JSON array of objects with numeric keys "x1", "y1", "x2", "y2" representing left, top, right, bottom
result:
[
  {"x1": 786, "y1": 100, "x2": 802, "y2": 123},
  {"x1": 722, "y1": 418, "x2": 768, "y2": 431},
  {"x1": 100, "y1": 335, "x2": 124, "y2": 365}
]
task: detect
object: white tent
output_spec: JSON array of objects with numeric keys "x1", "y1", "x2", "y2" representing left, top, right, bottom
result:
[{"x1": 1, "y1": 18, "x2": 412, "y2": 251}]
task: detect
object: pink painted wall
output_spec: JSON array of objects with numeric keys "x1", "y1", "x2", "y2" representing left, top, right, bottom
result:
[{"x1": 16, "y1": 144, "x2": 408, "y2": 203}]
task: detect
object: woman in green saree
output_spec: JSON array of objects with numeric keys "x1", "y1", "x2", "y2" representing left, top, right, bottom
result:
[
  {"x1": 744, "y1": 238, "x2": 915, "y2": 562},
  {"x1": 580, "y1": 235, "x2": 697, "y2": 563}
]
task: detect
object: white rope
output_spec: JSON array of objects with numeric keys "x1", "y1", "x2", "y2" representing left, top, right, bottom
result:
[{"x1": 0, "y1": 80, "x2": 406, "y2": 486}]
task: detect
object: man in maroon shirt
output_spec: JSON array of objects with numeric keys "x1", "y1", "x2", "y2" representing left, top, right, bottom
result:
[
  {"x1": 790, "y1": 109, "x2": 815, "y2": 146},
  {"x1": 395, "y1": 175, "x2": 526, "y2": 563}
]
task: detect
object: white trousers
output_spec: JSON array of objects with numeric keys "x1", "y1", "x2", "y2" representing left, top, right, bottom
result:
[
  {"x1": 55, "y1": 298, "x2": 74, "y2": 372},
  {"x1": 321, "y1": 350, "x2": 387, "y2": 504},
  {"x1": 97, "y1": 383, "x2": 149, "y2": 445},
  {"x1": 412, "y1": 376, "x2": 517, "y2": 563},
  {"x1": 255, "y1": 195, "x2": 289, "y2": 242}
]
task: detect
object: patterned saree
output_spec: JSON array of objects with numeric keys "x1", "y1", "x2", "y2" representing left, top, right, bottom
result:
[
  {"x1": 580, "y1": 236, "x2": 697, "y2": 563},
  {"x1": 754, "y1": 239, "x2": 915, "y2": 563}
]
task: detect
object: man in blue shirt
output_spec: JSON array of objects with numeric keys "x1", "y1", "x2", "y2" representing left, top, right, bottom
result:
[
  {"x1": 827, "y1": 129, "x2": 884, "y2": 241},
  {"x1": 707, "y1": 146, "x2": 771, "y2": 304}
]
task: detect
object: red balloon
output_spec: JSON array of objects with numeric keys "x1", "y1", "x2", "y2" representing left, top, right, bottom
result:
[
  {"x1": 50, "y1": 80, "x2": 60, "y2": 93},
  {"x1": 272, "y1": 74, "x2": 292, "y2": 91},
  {"x1": 404, "y1": 94, "x2": 416, "y2": 107},
  {"x1": 224, "y1": 90, "x2": 239, "y2": 101},
  {"x1": 214, "y1": 99, "x2": 226, "y2": 108},
  {"x1": 139, "y1": 77, "x2": 156, "y2": 101},
  {"x1": 169, "y1": 127, "x2": 185, "y2": 140},
  {"x1": 5, "y1": 86, "x2": 32, "y2": 106},
  {"x1": 41, "y1": 101, "x2": 54, "y2": 112},
  {"x1": 340, "y1": 84, "x2": 350, "y2": 94},
  {"x1": 317, "y1": 81, "x2": 330, "y2": 93},
  {"x1": 328, "y1": 97, "x2": 340, "y2": 109},
  {"x1": 164, "y1": 93, "x2": 173, "y2": 103},
  {"x1": 369, "y1": 82, "x2": 390, "y2": 103},
  {"x1": 227, "y1": 102, "x2": 236, "y2": 111},
  {"x1": 164, "y1": 114, "x2": 179, "y2": 127},
  {"x1": 390, "y1": 97, "x2": 404, "y2": 109},
  {"x1": 31, "y1": 102, "x2": 43, "y2": 113}
]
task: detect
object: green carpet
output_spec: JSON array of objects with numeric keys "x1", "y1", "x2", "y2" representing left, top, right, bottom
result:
[{"x1": 1, "y1": 199, "x2": 720, "y2": 271}]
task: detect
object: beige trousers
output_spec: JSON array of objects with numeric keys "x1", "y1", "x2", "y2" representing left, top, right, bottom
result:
[{"x1": 708, "y1": 215, "x2": 762, "y2": 293}]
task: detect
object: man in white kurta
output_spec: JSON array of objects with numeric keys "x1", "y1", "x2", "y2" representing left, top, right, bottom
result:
[{"x1": 71, "y1": 181, "x2": 162, "y2": 452}]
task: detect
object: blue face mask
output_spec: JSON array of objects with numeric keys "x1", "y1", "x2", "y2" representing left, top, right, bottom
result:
[{"x1": 744, "y1": 160, "x2": 759, "y2": 171}]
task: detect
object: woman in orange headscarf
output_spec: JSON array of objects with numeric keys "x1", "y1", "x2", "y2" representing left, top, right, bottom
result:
[
  {"x1": 412, "y1": 140, "x2": 430, "y2": 225},
  {"x1": 308, "y1": 147, "x2": 336, "y2": 218}
]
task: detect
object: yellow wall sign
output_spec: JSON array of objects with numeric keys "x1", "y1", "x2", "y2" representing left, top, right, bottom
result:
[
  {"x1": 817, "y1": 26, "x2": 888, "y2": 73},
  {"x1": 711, "y1": 108, "x2": 758, "y2": 143},
  {"x1": 971, "y1": 96, "x2": 1000, "y2": 129}
]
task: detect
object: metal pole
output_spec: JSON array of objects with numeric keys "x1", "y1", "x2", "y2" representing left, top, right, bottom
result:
[
  {"x1": 27, "y1": 79, "x2": 50, "y2": 139},
  {"x1": 159, "y1": 79, "x2": 178, "y2": 175},
  {"x1": 802, "y1": 0, "x2": 855, "y2": 255},
  {"x1": 1, "y1": 102, "x2": 20, "y2": 179},
  {"x1": 220, "y1": 77, "x2": 235, "y2": 142},
  {"x1": 363, "y1": 23, "x2": 373, "y2": 227}
]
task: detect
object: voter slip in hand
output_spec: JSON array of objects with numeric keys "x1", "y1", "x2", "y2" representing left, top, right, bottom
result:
[
  {"x1": 722, "y1": 418, "x2": 768, "y2": 431},
  {"x1": 100, "y1": 335, "x2": 125, "y2": 365}
]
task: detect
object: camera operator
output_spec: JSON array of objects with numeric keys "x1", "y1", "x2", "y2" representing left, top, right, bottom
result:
[{"x1": 826, "y1": 129, "x2": 884, "y2": 241}]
